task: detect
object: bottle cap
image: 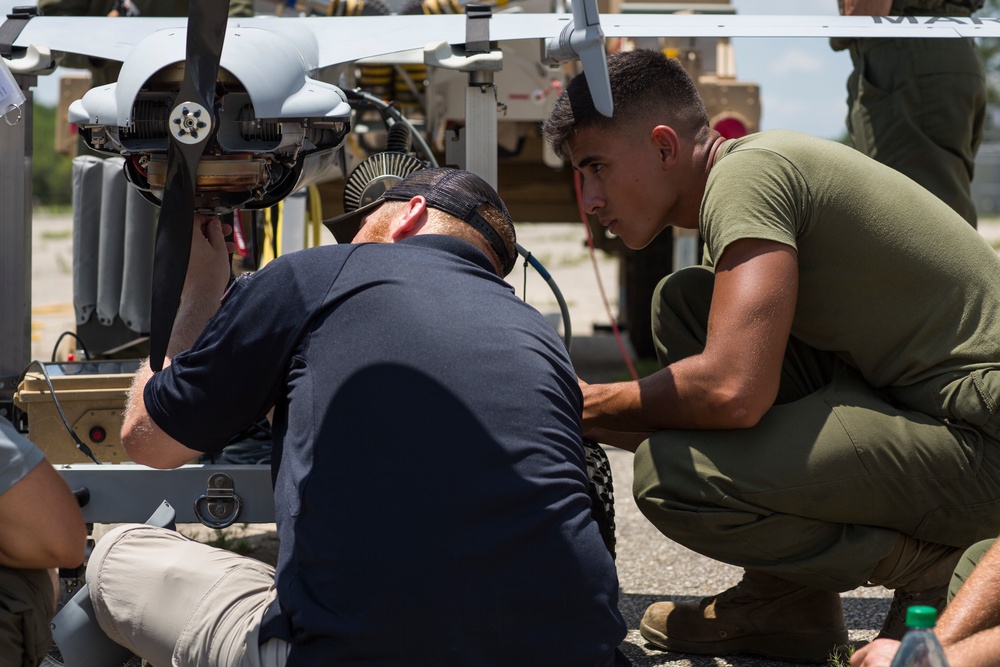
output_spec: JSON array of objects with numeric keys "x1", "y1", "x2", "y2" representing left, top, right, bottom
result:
[{"x1": 905, "y1": 605, "x2": 938, "y2": 629}]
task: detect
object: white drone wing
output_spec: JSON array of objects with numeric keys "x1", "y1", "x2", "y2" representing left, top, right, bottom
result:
[
  {"x1": 11, "y1": 13, "x2": 1000, "y2": 70},
  {"x1": 12, "y1": 10, "x2": 1000, "y2": 124}
]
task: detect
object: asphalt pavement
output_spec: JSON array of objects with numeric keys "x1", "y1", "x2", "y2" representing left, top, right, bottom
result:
[{"x1": 29, "y1": 214, "x2": 1000, "y2": 666}]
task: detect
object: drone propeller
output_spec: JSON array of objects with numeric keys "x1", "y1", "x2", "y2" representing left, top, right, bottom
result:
[
  {"x1": 545, "y1": 0, "x2": 613, "y2": 117},
  {"x1": 148, "y1": 1, "x2": 230, "y2": 372}
]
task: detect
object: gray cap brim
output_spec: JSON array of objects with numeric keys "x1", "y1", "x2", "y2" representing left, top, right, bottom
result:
[{"x1": 322, "y1": 198, "x2": 386, "y2": 244}]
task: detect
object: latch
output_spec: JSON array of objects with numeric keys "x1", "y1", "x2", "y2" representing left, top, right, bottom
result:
[{"x1": 193, "y1": 472, "x2": 243, "y2": 529}]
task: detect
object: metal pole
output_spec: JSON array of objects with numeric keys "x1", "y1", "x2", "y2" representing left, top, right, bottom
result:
[
  {"x1": 465, "y1": 70, "x2": 498, "y2": 190},
  {"x1": 0, "y1": 75, "x2": 33, "y2": 419}
]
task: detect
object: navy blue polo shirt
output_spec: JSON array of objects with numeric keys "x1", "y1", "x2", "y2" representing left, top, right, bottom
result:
[{"x1": 145, "y1": 235, "x2": 627, "y2": 665}]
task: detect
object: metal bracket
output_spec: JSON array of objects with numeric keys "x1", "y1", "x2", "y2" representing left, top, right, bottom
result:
[
  {"x1": 193, "y1": 472, "x2": 244, "y2": 529},
  {"x1": 423, "y1": 5, "x2": 504, "y2": 188}
]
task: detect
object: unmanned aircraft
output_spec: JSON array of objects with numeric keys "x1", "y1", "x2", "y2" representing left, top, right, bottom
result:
[
  {"x1": 5, "y1": 2, "x2": 999, "y2": 372},
  {"x1": 5, "y1": 3, "x2": 999, "y2": 371}
]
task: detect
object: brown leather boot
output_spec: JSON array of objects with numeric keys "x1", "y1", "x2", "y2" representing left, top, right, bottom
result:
[
  {"x1": 868, "y1": 536, "x2": 964, "y2": 640},
  {"x1": 639, "y1": 569, "x2": 849, "y2": 663}
]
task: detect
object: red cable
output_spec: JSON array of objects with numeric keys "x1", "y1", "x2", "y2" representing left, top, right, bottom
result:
[{"x1": 574, "y1": 171, "x2": 640, "y2": 382}]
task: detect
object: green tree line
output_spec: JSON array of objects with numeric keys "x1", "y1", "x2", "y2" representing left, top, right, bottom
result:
[{"x1": 32, "y1": 103, "x2": 74, "y2": 208}]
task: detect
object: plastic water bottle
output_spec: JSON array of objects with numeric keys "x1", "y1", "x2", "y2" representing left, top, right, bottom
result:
[{"x1": 889, "y1": 605, "x2": 949, "y2": 667}]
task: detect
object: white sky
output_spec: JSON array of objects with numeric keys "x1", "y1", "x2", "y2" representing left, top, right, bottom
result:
[
  {"x1": 10, "y1": 0, "x2": 852, "y2": 139},
  {"x1": 730, "y1": 0, "x2": 852, "y2": 139}
]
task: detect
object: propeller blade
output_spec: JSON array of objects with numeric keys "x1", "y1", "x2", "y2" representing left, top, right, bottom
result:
[
  {"x1": 183, "y1": 1, "x2": 229, "y2": 107},
  {"x1": 544, "y1": 0, "x2": 613, "y2": 117},
  {"x1": 148, "y1": 1, "x2": 230, "y2": 372}
]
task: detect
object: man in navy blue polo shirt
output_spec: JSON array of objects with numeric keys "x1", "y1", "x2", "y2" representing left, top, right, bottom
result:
[{"x1": 89, "y1": 168, "x2": 628, "y2": 666}]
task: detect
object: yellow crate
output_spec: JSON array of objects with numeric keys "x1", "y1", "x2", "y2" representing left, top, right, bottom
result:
[{"x1": 13, "y1": 362, "x2": 138, "y2": 464}]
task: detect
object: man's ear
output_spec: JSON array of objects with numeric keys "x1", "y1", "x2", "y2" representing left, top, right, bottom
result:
[
  {"x1": 389, "y1": 196, "x2": 429, "y2": 241},
  {"x1": 651, "y1": 125, "x2": 680, "y2": 169}
]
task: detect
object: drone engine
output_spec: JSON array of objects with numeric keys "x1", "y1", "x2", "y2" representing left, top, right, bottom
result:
[
  {"x1": 73, "y1": 66, "x2": 350, "y2": 212},
  {"x1": 68, "y1": 24, "x2": 354, "y2": 214}
]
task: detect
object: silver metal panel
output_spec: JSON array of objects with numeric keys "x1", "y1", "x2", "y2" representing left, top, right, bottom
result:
[
  {"x1": 72, "y1": 156, "x2": 105, "y2": 327},
  {"x1": 56, "y1": 463, "x2": 276, "y2": 525},
  {"x1": 96, "y1": 158, "x2": 127, "y2": 326},
  {"x1": 466, "y1": 78, "x2": 499, "y2": 189},
  {"x1": 0, "y1": 81, "x2": 32, "y2": 413},
  {"x1": 280, "y1": 188, "x2": 308, "y2": 255},
  {"x1": 119, "y1": 187, "x2": 156, "y2": 334}
]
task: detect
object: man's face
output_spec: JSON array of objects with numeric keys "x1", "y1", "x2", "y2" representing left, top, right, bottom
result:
[{"x1": 567, "y1": 125, "x2": 675, "y2": 250}]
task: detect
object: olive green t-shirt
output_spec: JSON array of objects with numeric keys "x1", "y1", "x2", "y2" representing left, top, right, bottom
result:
[{"x1": 701, "y1": 130, "x2": 1000, "y2": 418}]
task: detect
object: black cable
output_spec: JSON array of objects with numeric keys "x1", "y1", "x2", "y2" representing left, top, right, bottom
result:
[
  {"x1": 515, "y1": 243, "x2": 572, "y2": 352},
  {"x1": 50, "y1": 331, "x2": 91, "y2": 363},
  {"x1": 17, "y1": 361, "x2": 101, "y2": 464},
  {"x1": 344, "y1": 88, "x2": 438, "y2": 166}
]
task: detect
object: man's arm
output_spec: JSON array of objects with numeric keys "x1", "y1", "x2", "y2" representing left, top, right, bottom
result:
[
  {"x1": 853, "y1": 538, "x2": 1000, "y2": 667},
  {"x1": 121, "y1": 215, "x2": 234, "y2": 469},
  {"x1": 842, "y1": 0, "x2": 893, "y2": 15},
  {"x1": 0, "y1": 460, "x2": 86, "y2": 569},
  {"x1": 582, "y1": 238, "x2": 797, "y2": 436},
  {"x1": 935, "y1": 538, "x2": 1000, "y2": 666}
]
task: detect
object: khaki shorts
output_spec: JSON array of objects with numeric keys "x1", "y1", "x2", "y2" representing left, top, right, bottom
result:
[{"x1": 87, "y1": 524, "x2": 289, "y2": 667}]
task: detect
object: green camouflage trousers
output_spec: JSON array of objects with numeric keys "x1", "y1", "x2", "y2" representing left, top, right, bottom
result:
[{"x1": 634, "y1": 266, "x2": 1000, "y2": 592}]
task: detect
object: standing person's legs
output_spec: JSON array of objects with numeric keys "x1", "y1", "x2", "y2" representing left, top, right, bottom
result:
[
  {"x1": 846, "y1": 37, "x2": 985, "y2": 226},
  {"x1": 87, "y1": 524, "x2": 289, "y2": 667}
]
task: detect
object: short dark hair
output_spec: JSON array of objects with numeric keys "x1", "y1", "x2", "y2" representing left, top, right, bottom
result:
[{"x1": 542, "y1": 49, "x2": 710, "y2": 160}]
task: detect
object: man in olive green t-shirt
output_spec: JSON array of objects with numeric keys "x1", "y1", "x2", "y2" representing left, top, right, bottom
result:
[{"x1": 543, "y1": 49, "x2": 1000, "y2": 663}]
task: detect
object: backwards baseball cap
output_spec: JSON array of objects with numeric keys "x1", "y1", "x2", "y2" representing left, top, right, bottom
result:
[{"x1": 323, "y1": 167, "x2": 518, "y2": 276}]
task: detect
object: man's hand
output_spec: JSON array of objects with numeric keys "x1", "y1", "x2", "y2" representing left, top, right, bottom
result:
[
  {"x1": 579, "y1": 378, "x2": 650, "y2": 451},
  {"x1": 167, "y1": 214, "x2": 235, "y2": 359},
  {"x1": 842, "y1": 0, "x2": 892, "y2": 15},
  {"x1": 185, "y1": 214, "x2": 235, "y2": 304},
  {"x1": 850, "y1": 638, "x2": 901, "y2": 667}
]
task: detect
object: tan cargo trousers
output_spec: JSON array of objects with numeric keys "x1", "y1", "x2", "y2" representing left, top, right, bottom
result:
[{"x1": 87, "y1": 524, "x2": 289, "y2": 667}]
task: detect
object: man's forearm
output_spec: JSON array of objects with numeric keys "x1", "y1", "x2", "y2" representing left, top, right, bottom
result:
[
  {"x1": 946, "y1": 627, "x2": 1000, "y2": 667},
  {"x1": 582, "y1": 355, "x2": 773, "y2": 434},
  {"x1": 120, "y1": 216, "x2": 232, "y2": 469},
  {"x1": 121, "y1": 359, "x2": 202, "y2": 468},
  {"x1": 936, "y1": 540, "x2": 1000, "y2": 647},
  {"x1": 166, "y1": 291, "x2": 222, "y2": 359}
]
